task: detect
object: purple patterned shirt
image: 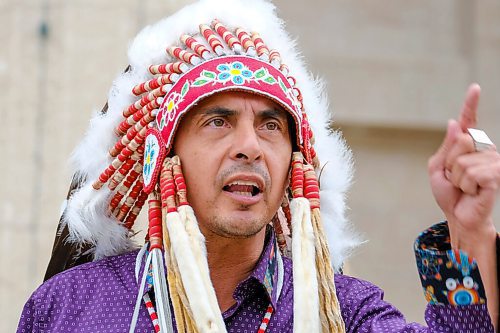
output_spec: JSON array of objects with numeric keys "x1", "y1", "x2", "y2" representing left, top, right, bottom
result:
[{"x1": 17, "y1": 223, "x2": 495, "y2": 332}]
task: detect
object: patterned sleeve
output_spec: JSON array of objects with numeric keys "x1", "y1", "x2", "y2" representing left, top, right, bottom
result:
[
  {"x1": 335, "y1": 222, "x2": 495, "y2": 332},
  {"x1": 415, "y1": 222, "x2": 486, "y2": 306},
  {"x1": 414, "y1": 221, "x2": 496, "y2": 330},
  {"x1": 336, "y1": 274, "x2": 493, "y2": 332}
]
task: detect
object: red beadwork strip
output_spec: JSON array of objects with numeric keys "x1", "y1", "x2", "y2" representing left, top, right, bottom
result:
[
  {"x1": 257, "y1": 304, "x2": 274, "y2": 333},
  {"x1": 143, "y1": 293, "x2": 160, "y2": 333},
  {"x1": 269, "y1": 50, "x2": 281, "y2": 66},
  {"x1": 172, "y1": 161, "x2": 188, "y2": 206},
  {"x1": 273, "y1": 216, "x2": 287, "y2": 253},
  {"x1": 117, "y1": 98, "x2": 161, "y2": 136},
  {"x1": 149, "y1": 62, "x2": 186, "y2": 75},
  {"x1": 124, "y1": 85, "x2": 168, "y2": 118},
  {"x1": 200, "y1": 24, "x2": 224, "y2": 54},
  {"x1": 93, "y1": 166, "x2": 116, "y2": 190},
  {"x1": 310, "y1": 146, "x2": 317, "y2": 163},
  {"x1": 167, "y1": 46, "x2": 200, "y2": 65},
  {"x1": 132, "y1": 74, "x2": 177, "y2": 96},
  {"x1": 148, "y1": 193, "x2": 163, "y2": 250},
  {"x1": 291, "y1": 154, "x2": 304, "y2": 198},
  {"x1": 282, "y1": 201, "x2": 292, "y2": 225},
  {"x1": 287, "y1": 76, "x2": 296, "y2": 86},
  {"x1": 236, "y1": 28, "x2": 255, "y2": 53},
  {"x1": 109, "y1": 162, "x2": 143, "y2": 212},
  {"x1": 181, "y1": 34, "x2": 211, "y2": 59},
  {"x1": 116, "y1": 178, "x2": 143, "y2": 221},
  {"x1": 159, "y1": 161, "x2": 177, "y2": 213},
  {"x1": 212, "y1": 19, "x2": 241, "y2": 50},
  {"x1": 279, "y1": 63, "x2": 289, "y2": 76},
  {"x1": 124, "y1": 189, "x2": 148, "y2": 229},
  {"x1": 303, "y1": 165, "x2": 320, "y2": 210},
  {"x1": 251, "y1": 32, "x2": 270, "y2": 57},
  {"x1": 112, "y1": 110, "x2": 156, "y2": 156},
  {"x1": 108, "y1": 158, "x2": 136, "y2": 191}
]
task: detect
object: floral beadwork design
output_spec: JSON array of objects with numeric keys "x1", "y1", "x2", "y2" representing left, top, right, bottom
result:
[
  {"x1": 157, "y1": 56, "x2": 306, "y2": 151},
  {"x1": 143, "y1": 135, "x2": 160, "y2": 187},
  {"x1": 158, "y1": 81, "x2": 190, "y2": 130},
  {"x1": 192, "y1": 61, "x2": 277, "y2": 87},
  {"x1": 217, "y1": 62, "x2": 253, "y2": 84}
]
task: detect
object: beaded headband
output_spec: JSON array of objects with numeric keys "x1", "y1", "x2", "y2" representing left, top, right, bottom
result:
[{"x1": 156, "y1": 55, "x2": 305, "y2": 151}]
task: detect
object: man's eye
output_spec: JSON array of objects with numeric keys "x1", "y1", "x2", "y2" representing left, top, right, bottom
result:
[
  {"x1": 210, "y1": 119, "x2": 225, "y2": 127},
  {"x1": 265, "y1": 122, "x2": 278, "y2": 130}
]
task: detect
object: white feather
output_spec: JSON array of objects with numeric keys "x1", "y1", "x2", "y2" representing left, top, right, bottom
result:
[{"x1": 63, "y1": 183, "x2": 137, "y2": 260}]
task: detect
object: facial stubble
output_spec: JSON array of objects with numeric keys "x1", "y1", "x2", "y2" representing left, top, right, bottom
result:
[{"x1": 202, "y1": 165, "x2": 277, "y2": 239}]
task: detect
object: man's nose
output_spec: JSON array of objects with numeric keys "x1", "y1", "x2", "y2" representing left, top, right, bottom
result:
[{"x1": 230, "y1": 123, "x2": 263, "y2": 162}]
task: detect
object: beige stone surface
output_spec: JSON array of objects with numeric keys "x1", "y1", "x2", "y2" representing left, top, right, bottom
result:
[
  {"x1": 341, "y1": 127, "x2": 476, "y2": 323},
  {"x1": 1, "y1": 1, "x2": 499, "y2": 331}
]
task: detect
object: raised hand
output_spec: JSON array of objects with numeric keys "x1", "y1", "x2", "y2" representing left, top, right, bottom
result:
[
  {"x1": 428, "y1": 84, "x2": 499, "y2": 248},
  {"x1": 427, "y1": 83, "x2": 499, "y2": 328}
]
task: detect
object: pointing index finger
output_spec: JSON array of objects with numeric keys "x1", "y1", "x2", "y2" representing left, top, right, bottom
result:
[{"x1": 458, "y1": 83, "x2": 481, "y2": 132}]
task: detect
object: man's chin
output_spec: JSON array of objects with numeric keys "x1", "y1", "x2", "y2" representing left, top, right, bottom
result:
[{"x1": 207, "y1": 216, "x2": 269, "y2": 239}]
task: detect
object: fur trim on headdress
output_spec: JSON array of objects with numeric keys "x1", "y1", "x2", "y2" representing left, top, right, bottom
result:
[{"x1": 65, "y1": 0, "x2": 358, "y2": 269}]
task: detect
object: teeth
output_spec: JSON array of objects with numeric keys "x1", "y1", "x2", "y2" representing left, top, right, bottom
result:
[
  {"x1": 233, "y1": 191, "x2": 252, "y2": 197},
  {"x1": 228, "y1": 180, "x2": 259, "y2": 187}
]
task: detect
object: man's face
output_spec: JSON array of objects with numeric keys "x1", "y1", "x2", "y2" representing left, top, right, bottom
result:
[{"x1": 174, "y1": 91, "x2": 292, "y2": 239}]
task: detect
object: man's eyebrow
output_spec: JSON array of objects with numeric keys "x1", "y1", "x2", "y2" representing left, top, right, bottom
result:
[
  {"x1": 259, "y1": 108, "x2": 289, "y2": 120},
  {"x1": 200, "y1": 106, "x2": 237, "y2": 117},
  {"x1": 198, "y1": 106, "x2": 288, "y2": 121}
]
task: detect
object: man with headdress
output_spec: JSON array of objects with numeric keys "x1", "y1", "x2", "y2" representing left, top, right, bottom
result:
[{"x1": 17, "y1": 0, "x2": 499, "y2": 332}]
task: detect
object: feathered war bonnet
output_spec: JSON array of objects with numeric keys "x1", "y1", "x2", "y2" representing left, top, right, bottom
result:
[{"x1": 55, "y1": 0, "x2": 357, "y2": 332}]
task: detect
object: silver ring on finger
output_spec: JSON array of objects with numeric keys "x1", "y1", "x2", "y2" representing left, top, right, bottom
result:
[{"x1": 467, "y1": 128, "x2": 495, "y2": 152}]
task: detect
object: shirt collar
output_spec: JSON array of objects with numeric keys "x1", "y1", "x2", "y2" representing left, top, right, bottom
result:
[
  {"x1": 232, "y1": 227, "x2": 280, "y2": 309},
  {"x1": 139, "y1": 226, "x2": 280, "y2": 308}
]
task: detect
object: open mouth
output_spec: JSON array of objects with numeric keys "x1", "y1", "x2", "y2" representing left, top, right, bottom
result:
[{"x1": 222, "y1": 181, "x2": 262, "y2": 197}]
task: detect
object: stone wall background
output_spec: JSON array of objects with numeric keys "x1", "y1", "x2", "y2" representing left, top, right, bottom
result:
[{"x1": 1, "y1": 0, "x2": 499, "y2": 331}]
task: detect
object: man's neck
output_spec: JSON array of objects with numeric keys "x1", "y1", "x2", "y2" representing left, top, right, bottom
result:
[{"x1": 204, "y1": 228, "x2": 267, "y2": 312}]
